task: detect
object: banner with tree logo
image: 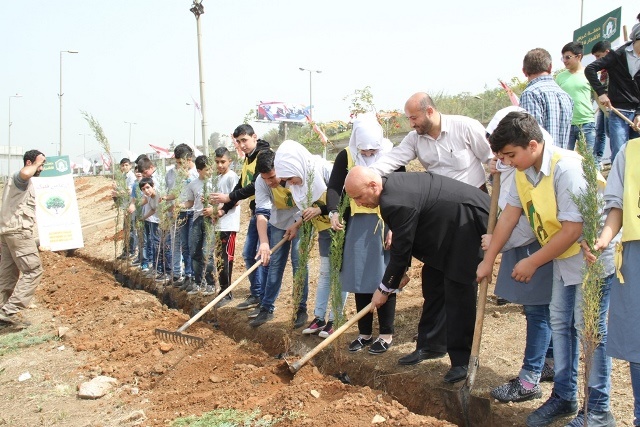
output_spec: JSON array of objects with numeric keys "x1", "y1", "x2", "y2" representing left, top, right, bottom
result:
[
  {"x1": 574, "y1": 7, "x2": 621, "y2": 56},
  {"x1": 32, "y1": 155, "x2": 84, "y2": 251}
]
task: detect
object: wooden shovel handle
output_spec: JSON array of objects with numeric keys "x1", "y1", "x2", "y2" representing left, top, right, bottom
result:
[
  {"x1": 289, "y1": 303, "x2": 373, "y2": 373},
  {"x1": 177, "y1": 236, "x2": 288, "y2": 333},
  {"x1": 610, "y1": 106, "x2": 640, "y2": 132}
]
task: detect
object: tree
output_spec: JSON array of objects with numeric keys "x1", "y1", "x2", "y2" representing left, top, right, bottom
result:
[
  {"x1": 46, "y1": 196, "x2": 66, "y2": 214},
  {"x1": 208, "y1": 132, "x2": 220, "y2": 151}
]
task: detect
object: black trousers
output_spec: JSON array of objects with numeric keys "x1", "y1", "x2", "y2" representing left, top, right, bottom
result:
[
  {"x1": 354, "y1": 292, "x2": 396, "y2": 335},
  {"x1": 416, "y1": 264, "x2": 477, "y2": 367}
]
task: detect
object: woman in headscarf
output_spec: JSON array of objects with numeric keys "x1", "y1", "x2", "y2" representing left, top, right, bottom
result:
[
  {"x1": 274, "y1": 140, "x2": 347, "y2": 337},
  {"x1": 326, "y1": 113, "x2": 399, "y2": 354}
]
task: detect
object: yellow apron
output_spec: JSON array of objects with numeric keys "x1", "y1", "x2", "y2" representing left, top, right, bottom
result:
[{"x1": 616, "y1": 138, "x2": 640, "y2": 283}]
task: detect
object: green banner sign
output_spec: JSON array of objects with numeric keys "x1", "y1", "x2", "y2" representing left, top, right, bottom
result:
[
  {"x1": 574, "y1": 7, "x2": 621, "y2": 56},
  {"x1": 40, "y1": 155, "x2": 72, "y2": 177}
]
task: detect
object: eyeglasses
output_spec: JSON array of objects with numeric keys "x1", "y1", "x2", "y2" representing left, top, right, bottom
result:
[{"x1": 561, "y1": 55, "x2": 578, "y2": 61}]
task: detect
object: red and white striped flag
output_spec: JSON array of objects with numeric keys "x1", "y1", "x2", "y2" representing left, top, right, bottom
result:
[
  {"x1": 498, "y1": 79, "x2": 520, "y2": 106},
  {"x1": 305, "y1": 115, "x2": 329, "y2": 146},
  {"x1": 149, "y1": 143, "x2": 174, "y2": 159},
  {"x1": 101, "y1": 153, "x2": 112, "y2": 171}
]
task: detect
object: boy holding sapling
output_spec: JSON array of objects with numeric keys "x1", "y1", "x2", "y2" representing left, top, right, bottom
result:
[
  {"x1": 477, "y1": 111, "x2": 616, "y2": 427},
  {"x1": 139, "y1": 177, "x2": 164, "y2": 277}
]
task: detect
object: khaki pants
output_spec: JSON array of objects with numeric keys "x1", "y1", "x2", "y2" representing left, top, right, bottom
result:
[{"x1": 0, "y1": 231, "x2": 43, "y2": 315}]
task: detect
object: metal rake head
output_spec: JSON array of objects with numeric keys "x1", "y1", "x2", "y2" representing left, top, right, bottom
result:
[{"x1": 154, "y1": 328, "x2": 204, "y2": 348}]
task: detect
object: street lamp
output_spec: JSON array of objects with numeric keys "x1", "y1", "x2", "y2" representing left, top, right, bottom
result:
[
  {"x1": 190, "y1": 0, "x2": 208, "y2": 155},
  {"x1": 298, "y1": 67, "x2": 322, "y2": 121},
  {"x1": 186, "y1": 102, "x2": 196, "y2": 146},
  {"x1": 124, "y1": 121, "x2": 137, "y2": 151},
  {"x1": 474, "y1": 95, "x2": 485, "y2": 124},
  {"x1": 59, "y1": 50, "x2": 79, "y2": 156},
  {"x1": 8, "y1": 94, "x2": 22, "y2": 178}
]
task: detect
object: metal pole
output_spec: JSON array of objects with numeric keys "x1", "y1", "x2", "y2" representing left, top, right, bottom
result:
[
  {"x1": 191, "y1": 1, "x2": 208, "y2": 156},
  {"x1": 580, "y1": 0, "x2": 584, "y2": 26},
  {"x1": 124, "y1": 121, "x2": 137, "y2": 151},
  {"x1": 59, "y1": 50, "x2": 78, "y2": 157},
  {"x1": 187, "y1": 103, "x2": 196, "y2": 146},
  {"x1": 8, "y1": 94, "x2": 22, "y2": 177}
]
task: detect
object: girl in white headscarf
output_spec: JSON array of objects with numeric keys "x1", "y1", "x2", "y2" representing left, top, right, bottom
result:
[
  {"x1": 274, "y1": 140, "x2": 347, "y2": 336},
  {"x1": 326, "y1": 113, "x2": 398, "y2": 354}
]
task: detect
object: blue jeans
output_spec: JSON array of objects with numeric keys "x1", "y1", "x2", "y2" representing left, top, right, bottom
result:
[
  {"x1": 313, "y1": 229, "x2": 347, "y2": 321},
  {"x1": 242, "y1": 214, "x2": 268, "y2": 300},
  {"x1": 261, "y1": 226, "x2": 308, "y2": 313},
  {"x1": 171, "y1": 211, "x2": 194, "y2": 278},
  {"x1": 574, "y1": 274, "x2": 612, "y2": 412},
  {"x1": 608, "y1": 109, "x2": 640, "y2": 163},
  {"x1": 145, "y1": 221, "x2": 170, "y2": 273},
  {"x1": 127, "y1": 213, "x2": 138, "y2": 255},
  {"x1": 567, "y1": 122, "x2": 596, "y2": 153},
  {"x1": 550, "y1": 274, "x2": 612, "y2": 410},
  {"x1": 594, "y1": 109, "x2": 608, "y2": 163},
  {"x1": 630, "y1": 362, "x2": 640, "y2": 425},
  {"x1": 520, "y1": 304, "x2": 553, "y2": 385},
  {"x1": 189, "y1": 216, "x2": 216, "y2": 287}
]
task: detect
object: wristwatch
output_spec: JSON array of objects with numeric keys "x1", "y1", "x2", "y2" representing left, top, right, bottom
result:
[
  {"x1": 377, "y1": 286, "x2": 392, "y2": 296},
  {"x1": 328, "y1": 210, "x2": 338, "y2": 219}
]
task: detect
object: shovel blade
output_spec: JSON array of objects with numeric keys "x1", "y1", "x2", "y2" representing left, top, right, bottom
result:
[
  {"x1": 441, "y1": 386, "x2": 492, "y2": 427},
  {"x1": 154, "y1": 328, "x2": 204, "y2": 348}
]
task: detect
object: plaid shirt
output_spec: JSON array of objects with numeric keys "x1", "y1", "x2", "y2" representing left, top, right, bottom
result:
[{"x1": 520, "y1": 75, "x2": 573, "y2": 149}]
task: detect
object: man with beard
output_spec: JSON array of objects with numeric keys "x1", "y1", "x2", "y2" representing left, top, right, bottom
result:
[
  {"x1": 369, "y1": 92, "x2": 492, "y2": 367},
  {"x1": 0, "y1": 150, "x2": 46, "y2": 328}
]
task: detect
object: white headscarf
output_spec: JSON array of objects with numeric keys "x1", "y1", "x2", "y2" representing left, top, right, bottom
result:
[
  {"x1": 274, "y1": 140, "x2": 331, "y2": 210},
  {"x1": 348, "y1": 112, "x2": 393, "y2": 167}
]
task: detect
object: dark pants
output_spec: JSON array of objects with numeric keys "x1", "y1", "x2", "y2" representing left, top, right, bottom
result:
[
  {"x1": 190, "y1": 216, "x2": 216, "y2": 287},
  {"x1": 354, "y1": 292, "x2": 396, "y2": 335},
  {"x1": 416, "y1": 264, "x2": 477, "y2": 367},
  {"x1": 216, "y1": 231, "x2": 236, "y2": 292}
]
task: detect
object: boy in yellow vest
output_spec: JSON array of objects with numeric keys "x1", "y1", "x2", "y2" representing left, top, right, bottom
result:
[
  {"x1": 210, "y1": 124, "x2": 271, "y2": 310},
  {"x1": 249, "y1": 150, "x2": 309, "y2": 328},
  {"x1": 477, "y1": 111, "x2": 616, "y2": 427}
]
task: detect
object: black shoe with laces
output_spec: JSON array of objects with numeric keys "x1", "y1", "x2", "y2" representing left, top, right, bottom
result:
[
  {"x1": 293, "y1": 310, "x2": 308, "y2": 329},
  {"x1": 249, "y1": 308, "x2": 274, "y2": 327},
  {"x1": 368, "y1": 338, "x2": 392, "y2": 354},
  {"x1": 491, "y1": 377, "x2": 542, "y2": 403},
  {"x1": 349, "y1": 336, "x2": 374, "y2": 352},
  {"x1": 526, "y1": 392, "x2": 578, "y2": 427}
]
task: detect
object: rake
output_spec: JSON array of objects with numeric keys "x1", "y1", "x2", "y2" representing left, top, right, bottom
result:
[{"x1": 155, "y1": 236, "x2": 287, "y2": 347}]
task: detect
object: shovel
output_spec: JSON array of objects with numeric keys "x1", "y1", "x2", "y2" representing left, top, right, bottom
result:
[
  {"x1": 288, "y1": 302, "x2": 373, "y2": 373},
  {"x1": 441, "y1": 177, "x2": 500, "y2": 427},
  {"x1": 155, "y1": 236, "x2": 288, "y2": 347}
]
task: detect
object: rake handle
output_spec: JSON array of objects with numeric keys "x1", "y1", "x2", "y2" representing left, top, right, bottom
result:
[
  {"x1": 176, "y1": 236, "x2": 288, "y2": 333},
  {"x1": 289, "y1": 302, "x2": 373, "y2": 373},
  {"x1": 610, "y1": 106, "x2": 640, "y2": 132}
]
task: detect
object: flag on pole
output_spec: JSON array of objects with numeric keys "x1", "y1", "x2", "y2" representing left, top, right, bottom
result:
[
  {"x1": 498, "y1": 79, "x2": 520, "y2": 106},
  {"x1": 149, "y1": 144, "x2": 174, "y2": 159},
  {"x1": 101, "y1": 153, "x2": 112, "y2": 171},
  {"x1": 191, "y1": 95, "x2": 202, "y2": 118},
  {"x1": 305, "y1": 114, "x2": 329, "y2": 146}
]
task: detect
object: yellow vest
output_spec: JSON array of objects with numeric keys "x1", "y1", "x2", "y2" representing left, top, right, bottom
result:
[
  {"x1": 240, "y1": 155, "x2": 258, "y2": 202},
  {"x1": 515, "y1": 152, "x2": 581, "y2": 259},
  {"x1": 345, "y1": 148, "x2": 381, "y2": 216},
  {"x1": 310, "y1": 192, "x2": 331, "y2": 232},
  {"x1": 622, "y1": 138, "x2": 640, "y2": 242},
  {"x1": 272, "y1": 185, "x2": 295, "y2": 210}
]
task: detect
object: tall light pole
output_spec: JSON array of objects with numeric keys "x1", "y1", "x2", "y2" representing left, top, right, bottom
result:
[
  {"x1": 190, "y1": 0, "x2": 208, "y2": 155},
  {"x1": 79, "y1": 133, "x2": 89, "y2": 161},
  {"x1": 59, "y1": 50, "x2": 79, "y2": 157},
  {"x1": 8, "y1": 94, "x2": 22, "y2": 178},
  {"x1": 474, "y1": 95, "x2": 485, "y2": 124},
  {"x1": 186, "y1": 102, "x2": 196, "y2": 146},
  {"x1": 298, "y1": 67, "x2": 322, "y2": 121},
  {"x1": 124, "y1": 121, "x2": 137, "y2": 151}
]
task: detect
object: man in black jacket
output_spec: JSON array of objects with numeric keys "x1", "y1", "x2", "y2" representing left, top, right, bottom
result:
[
  {"x1": 345, "y1": 166, "x2": 490, "y2": 383},
  {"x1": 211, "y1": 124, "x2": 271, "y2": 310},
  {"x1": 585, "y1": 25, "x2": 640, "y2": 162}
]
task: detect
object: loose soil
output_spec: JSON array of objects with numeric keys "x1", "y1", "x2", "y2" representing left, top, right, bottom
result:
[{"x1": 0, "y1": 172, "x2": 635, "y2": 427}]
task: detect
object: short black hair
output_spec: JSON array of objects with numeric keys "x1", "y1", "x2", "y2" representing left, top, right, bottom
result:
[
  {"x1": 489, "y1": 111, "x2": 543, "y2": 152},
  {"x1": 233, "y1": 124, "x2": 255, "y2": 138},
  {"x1": 255, "y1": 150, "x2": 275, "y2": 174},
  {"x1": 591, "y1": 40, "x2": 611, "y2": 55},
  {"x1": 137, "y1": 158, "x2": 155, "y2": 173},
  {"x1": 120, "y1": 158, "x2": 131, "y2": 166},
  {"x1": 139, "y1": 177, "x2": 154, "y2": 189},
  {"x1": 195, "y1": 155, "x2": 208, "y2": 171},
  {"x1": 134, "y1": 154, "x2": 149, "y2": 165},
  {"x1": 561, "y1": 41, "x2": 583, "y2": 56},
  {"x1": 214, "y1": 146, "x2": 230, "y2": 159},
  {"x1": 174, "y1": 143, "x2": 193, "y2": 160},
  {"x1": 23, "y1": 149, "x2": 44, "y2": 165}
]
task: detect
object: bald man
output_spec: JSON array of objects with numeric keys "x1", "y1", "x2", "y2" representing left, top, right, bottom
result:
[
  {"x1": 369, "y1": 92, "x2": 491, "y2": 191},
  {"x1": 345, "y1": 165, "x2": 490, "y2": 383}
]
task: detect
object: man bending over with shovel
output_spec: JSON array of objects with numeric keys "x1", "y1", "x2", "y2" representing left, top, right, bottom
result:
[{"x1": 344, "y1": 166, "x2": 490, "y2": 383}]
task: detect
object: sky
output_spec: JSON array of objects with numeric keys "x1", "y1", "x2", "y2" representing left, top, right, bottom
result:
[{"x1": 1, "y1": 0, "x2": 638, "y2": 170}]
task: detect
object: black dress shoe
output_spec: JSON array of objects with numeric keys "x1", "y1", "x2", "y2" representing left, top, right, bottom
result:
[
  {"x1": 348, "y1": 336, "x2": 374, "y2": 352},
  {"x1": 443, "y1": 365, "x2": 468, "y2": 383},
  {"x1": 398, "y1": 348, "x2": 446, "y2": 365}
]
